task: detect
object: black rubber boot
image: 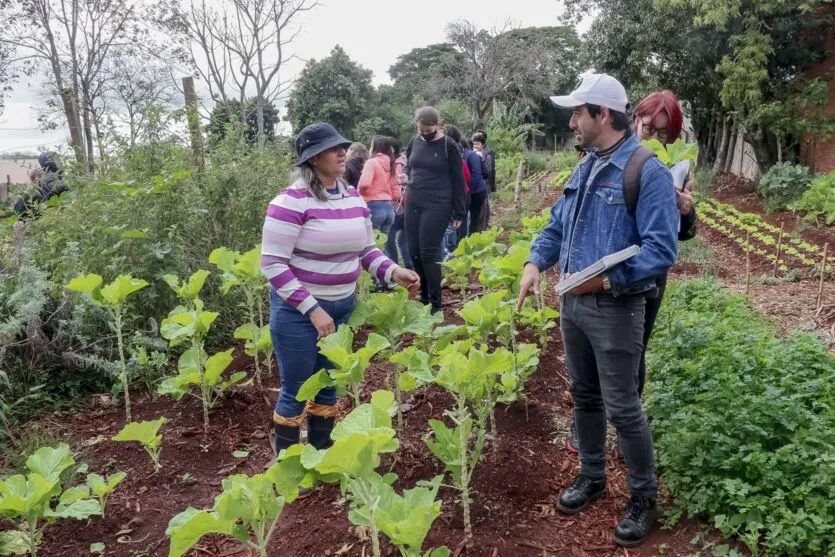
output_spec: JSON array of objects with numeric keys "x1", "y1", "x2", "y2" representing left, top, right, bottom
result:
[
  {"x1": 307, "y1": 415, "x2": 335, "y2": 450},
  {"x1": 613, "y1": 495, "x2": 657, "y2": 547},
  {"x1": 274, "y1": 424, "x2": 300, "y2": 455},
  {"x1": 555, "y1": 475, "x2": 607, "y2": 515}
]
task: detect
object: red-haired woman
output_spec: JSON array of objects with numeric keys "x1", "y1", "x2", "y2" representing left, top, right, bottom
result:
[{"x1": 631, "y1": 89, "x2": 697, "y2": 396}]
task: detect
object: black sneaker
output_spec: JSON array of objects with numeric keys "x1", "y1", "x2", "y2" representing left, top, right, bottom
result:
[
  {"x1": 555, "y1": 475, "x2": 606, "y2": 515},
  {"x1": 613, "y1": 495, "x2": 657, "y2": 547}
]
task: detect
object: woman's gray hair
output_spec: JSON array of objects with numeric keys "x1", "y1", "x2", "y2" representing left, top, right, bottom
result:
[{"x1": 293, "y1": 163, "x2": 331, "y2": 202}]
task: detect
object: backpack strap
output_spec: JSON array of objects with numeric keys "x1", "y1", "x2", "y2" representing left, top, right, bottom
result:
[{"x1": 623, "y1": 146, "x2": 656, "y2": 216}]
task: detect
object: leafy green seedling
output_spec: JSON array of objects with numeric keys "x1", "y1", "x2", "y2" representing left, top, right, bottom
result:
[
  {"x1": 425, "y1": 343, "x2": 512, "y2": 544},
  {"x1": 296, "y1": 325, "x2": 389, "y2": 408},
  {"x1": 160, "y1": 271, "x2": 244, "y2": 431},
  {"x1": 85, "y1": 472, "x2": 126, "y2": 518},
  {"x1": 66, "y1": 273, "x2": 149, "y2": 422},
  {"x1": 348, "y1": 289, "x2": 442, "y2": 423},
  {"x1": 0, "y1": 444, "x2": 101, "y2": 557},
  {"x1": 210, "y1": 246, "x2": 272, "y2": 383},
  {"x1": 112, "y1": 418, "x2": 166, "y2": 472}
]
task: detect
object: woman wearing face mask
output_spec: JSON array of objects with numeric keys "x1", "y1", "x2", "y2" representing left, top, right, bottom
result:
[
  {"x1": 260, "y1": 122, "x2": 420, "y2": 455},
  {"x1": 403, "y1": 107, "x2": 467, "y2": 313}
]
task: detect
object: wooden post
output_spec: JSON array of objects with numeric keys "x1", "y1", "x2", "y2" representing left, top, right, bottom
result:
[
  {"x1": 514, "y1": 159, "x2": 526, "y2": 212},
  {"x1": 817, "y1": 243, "x2": 828, "y2": 309},
  {"x1": 745, "y1": 231, "x2": 751, "y2": 294},
  {"x1": 773, "y1": 222, "x2": 784, "y2": 277},
  {"x1": 182, "y1": 76, "x2": 205, "y2": 174},
  {"x1": 0, "y1": 175, "x2": 9, "y2": 204}
]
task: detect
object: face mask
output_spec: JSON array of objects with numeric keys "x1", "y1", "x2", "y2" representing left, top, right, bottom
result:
[{"x1": 420, "y1": 130, "x2": 437, "y2": 141}]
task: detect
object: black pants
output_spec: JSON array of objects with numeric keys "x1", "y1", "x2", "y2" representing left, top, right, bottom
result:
[
  {"x1": 468, "y1": 191, "x2": 487, "y2": 235},
  {"x1": 638, "y1": 284, "x2": 666, "y2": 397},
  {"x1": 405, "y1": 201, "x2": 451, "y2": 312},
  {"x1": 561, "y1": 293, "x2": 657, "y2": 497}
]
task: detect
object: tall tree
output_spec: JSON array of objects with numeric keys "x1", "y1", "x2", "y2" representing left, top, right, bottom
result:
[
  {"x1": 285, "y1": 45, "x2": 375, "y2": 137},
  {"x1": 208, "y1": 98, "x2": 279, "y2": 145},
  {"x1": 160, "y1": 0, "x2": 317, "y2": 147},
  {"x1": 1, "y1": 0, "x2": 148, "y2": 170}
]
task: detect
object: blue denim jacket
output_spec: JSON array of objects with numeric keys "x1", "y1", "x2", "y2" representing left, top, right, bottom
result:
[{"x1": 528, "y1": 134, "x2": 679, "y2": 297}]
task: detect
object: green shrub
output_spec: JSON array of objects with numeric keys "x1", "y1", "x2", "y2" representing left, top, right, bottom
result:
[
  {"x1": 791, "y1": 169, "x2": 835, "y2": 224},
  {"x1": 647, "y1": 279, "x2": 835, "y2": 556},
  {"x1": 757, "y1": 162, "x2": 813, "y2": 212},
  {"x1": 524, "y1": 151, "x2": 554, "y2": 174}
]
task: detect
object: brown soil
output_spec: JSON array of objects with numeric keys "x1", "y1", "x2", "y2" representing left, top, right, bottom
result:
[{"x1": 6, "y1": 181, "x2": 802, "y2": 557}]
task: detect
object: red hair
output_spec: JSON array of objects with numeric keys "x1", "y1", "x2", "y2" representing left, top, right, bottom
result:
[{"x1": 632, "y1": 90, "x2": 683, "y2": 144}]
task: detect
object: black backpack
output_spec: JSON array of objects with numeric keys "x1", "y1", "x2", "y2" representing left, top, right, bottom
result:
[{"x1": 622, "y1": 146, "x2": 696, "y2": 241}]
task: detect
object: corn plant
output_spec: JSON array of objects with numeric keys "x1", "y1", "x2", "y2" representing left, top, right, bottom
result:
[
  {"x1": 65, "y1": 273, "x2": 149, "y2": 423},
  {"x1": 0, "y1": 444, "x2": 102, "y2": 557},
  {"x1": 348, "y1": 288, "x2": 442, "y2": 425},
  {"x1": 209, "y1": 246, "x2": 272, "y2": 384},
  {"x1": 282, "y1": 391, "x2": 449, "y2": 557},
  {"x1": 424, "y1": 342, "x2": 512, "y2": 545},
  {"x1": 112, "y1": 418, "x2": 166, "y2": 472},
  {"x1": 159, "y1": 271, "x2": 245, "y2": 432},
  {"x1": 296, "y1": 324, "x2": 389, "y2": 408}
]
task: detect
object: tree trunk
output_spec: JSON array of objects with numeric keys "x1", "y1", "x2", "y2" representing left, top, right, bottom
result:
[
  {"x1": 60, "y1": 88, "x2": 87, "y2": 165},
  {"x1": 81, "y1": 87, "x2": 95, "y2": 173},
  {"x1": 256, "y1": 95, "x2": 265, "y2": 149},
  {"x1": 713, "y1": 113, "x2": 730, "y2": 174},
  {"x1": 724, "y1": 118, "x2": 739, "y2": 174}
]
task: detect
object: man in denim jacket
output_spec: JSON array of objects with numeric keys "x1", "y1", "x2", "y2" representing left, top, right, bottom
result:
[{"x1": 517, "y1": 74, "x2": 678, "y2": 547}]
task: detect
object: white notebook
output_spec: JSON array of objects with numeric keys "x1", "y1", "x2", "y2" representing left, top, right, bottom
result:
[{"x1": 554, "y1": 245, "x2": 641, "y2": 296}]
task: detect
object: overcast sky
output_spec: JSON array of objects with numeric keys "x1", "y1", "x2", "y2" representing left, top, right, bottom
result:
[{"x1": 0, "y1": 0, "x2": 586, "y2": 154}]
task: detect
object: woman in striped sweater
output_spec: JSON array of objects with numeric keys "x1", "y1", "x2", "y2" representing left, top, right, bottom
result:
[{"x1": 260, "y1": 123, "x2": 420, "y2": 454}]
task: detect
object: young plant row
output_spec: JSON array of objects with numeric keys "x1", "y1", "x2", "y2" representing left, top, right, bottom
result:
[
  {"x1": 164, "y1": 224, "x2": 557, "y2": 556},
  {"x1": 699, "y1": 200, "x2": 832, "y2": 275},
  {"x1": 699, "y1": 201, "x2": 832, "y2": 272}
]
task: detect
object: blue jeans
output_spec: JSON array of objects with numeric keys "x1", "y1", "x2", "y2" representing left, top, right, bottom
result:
[
  {"x1": 270, "y1": 291, "x2": 356, "y2": 418},
  {"x1": 386, "y1": 213, "x2": 412, "y2": 268},
  {"x1": 367, "y1": 200, "x2": 395, "y2": 239}
]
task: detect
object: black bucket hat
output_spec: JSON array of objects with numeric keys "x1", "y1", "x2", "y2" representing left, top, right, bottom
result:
[{"x1": 293, "y1": 123, "x2": 352, "y2": 167}]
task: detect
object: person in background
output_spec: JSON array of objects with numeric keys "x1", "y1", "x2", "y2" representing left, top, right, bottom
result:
[
  {"x1": 518, "y1": 74, "x2": 678, "y2": 547},
  {"x1": 344, "y1": 142, "x2": 369, "y2": 188},
  {"x1": 441, "y1": 125, "x2": 469, "y2": 255},
  {"x1": 261, "y1": 122, "x2": 419, "y2": 456},
  {"x1": 473, "y1": 131, "x2": 495, "y2": 226},
  {"x1": 358, "y1": 135, "x2": 398, "y2": 289},
  {"x1": 631, "y1": 89, "x2": 697, "y2": 395},
  {"x1": 461, "y1": 137, "x2": 488, "y2": 235},
  {"x1": 404, "y1": 107, "x2": 467, "y2": 313},
  {"x1": 388, "y1": 138, "x2": 413, "y2": 269}
]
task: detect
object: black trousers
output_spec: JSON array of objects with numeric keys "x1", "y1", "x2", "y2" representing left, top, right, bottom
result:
[
  {"x1": 638, "y1": 284, "x2": 666, "y2": 396},
  {"x1": 404, "y1": 201, "x2": 451, "y2": 312},
  {"x1": 468, "y1": 191, "x2": 488, "y2": 235}
]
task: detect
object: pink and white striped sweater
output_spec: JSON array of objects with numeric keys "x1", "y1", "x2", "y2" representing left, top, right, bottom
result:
[{"x1": 260, "y1": 179, "x2": 397, "y2": 314}]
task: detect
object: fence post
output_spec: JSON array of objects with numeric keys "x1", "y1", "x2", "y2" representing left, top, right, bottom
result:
[
  {"x1": 182, "y1": 76, "x2": 205, "y2": 174},
  {"x1": 0, "y1": 175, "x2": 9, "y2": 203}
]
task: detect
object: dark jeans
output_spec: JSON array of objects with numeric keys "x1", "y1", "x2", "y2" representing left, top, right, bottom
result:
[
  {"x1": 367, "y1": 201, "x2": 395, "y2": 286},
  {"x1": 270, "y1": 291, "x2": 356, "y2": 418},
  {"x1": 405, "y1": 201, "x2": 451, "y2": 312},
  {"x1": 386, "y1": 212, "x2": 412, "y2": 268},
  {"x1": 469, "y1": 191, "x2": 487, "y2": 235},
  {"x1": 561, "y1": 293, "x2": 657, "y2": 498},
  {"x1": 639, "y1": 284, "x2": 666, "y2": 396}
]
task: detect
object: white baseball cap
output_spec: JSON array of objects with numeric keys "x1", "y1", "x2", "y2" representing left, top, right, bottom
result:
[{"x1": 550, "y1": 73, "x2": 629, "y2": 114}]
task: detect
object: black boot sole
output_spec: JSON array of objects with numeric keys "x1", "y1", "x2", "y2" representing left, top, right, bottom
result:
[
  {"x1": 554, "y1": 486, "x2": 606, "y2": 515},
  {"x1": 613, "y1": 532, "x2": 650, "y2": 548}
]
